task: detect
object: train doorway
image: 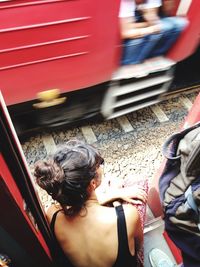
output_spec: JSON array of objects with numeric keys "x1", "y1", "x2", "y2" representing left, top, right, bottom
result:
[{"x1": 0, "y1": 91, "x2": 54, "y2": 267}]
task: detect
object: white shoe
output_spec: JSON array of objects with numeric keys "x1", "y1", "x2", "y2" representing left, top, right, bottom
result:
[
  {"x1": 149, "y1": 248, "x2": 176, "y2": 267},
  {"x1": 112, "y1": 64, "x2": 149, "y2": 80},
  {"x1": 144, "y1": 57, "x2": 175, "y2": 73}
]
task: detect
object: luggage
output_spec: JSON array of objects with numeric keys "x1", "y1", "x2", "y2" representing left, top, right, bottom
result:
[{"x1": 159, "y1": 122, "x2": 200, "y2": 267}]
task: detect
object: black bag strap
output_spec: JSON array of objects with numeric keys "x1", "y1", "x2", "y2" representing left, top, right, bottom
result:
[{"x1": 162, "y1": 121, "x2": 200, "y2": 160}]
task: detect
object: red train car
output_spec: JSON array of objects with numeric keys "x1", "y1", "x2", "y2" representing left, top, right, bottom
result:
[{"x1": 0, "y1": 0, "x2": 200, "y2": 135}]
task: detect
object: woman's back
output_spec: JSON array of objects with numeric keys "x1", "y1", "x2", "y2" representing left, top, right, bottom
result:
[
  {"x1": 48, "y1": 203, "x2": 140, "y2": 267},
  {"x1": 34, "y1": 141, "x2": 145, "y2": 267}
]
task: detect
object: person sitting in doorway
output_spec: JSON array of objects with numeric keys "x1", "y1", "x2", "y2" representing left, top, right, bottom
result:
[
  {"x1": 34, "y1": 140, "x2": 148, "y2": 267},
  {"x1": 119, "y1": 0, "x2": 163, "y2": 66},
  {"x1": 119, "y1": 0, "x2": 188, "y2": 67},
  {"x1": 137, "y1": 0, "x2": 189, "y2": 59}
]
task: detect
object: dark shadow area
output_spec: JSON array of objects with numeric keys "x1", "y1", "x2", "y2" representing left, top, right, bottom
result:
[{"x1": 169, "y1": 46, "x2": 200, "y2": 91}]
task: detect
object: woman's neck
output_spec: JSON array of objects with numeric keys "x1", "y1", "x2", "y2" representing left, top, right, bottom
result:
[{"x1": 85, "y1": 197, "x2": 99, "y2": 206}]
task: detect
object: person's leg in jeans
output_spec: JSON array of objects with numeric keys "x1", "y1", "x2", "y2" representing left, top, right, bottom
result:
[
  {"x1": 121, "y1": 32, "x2": 162, "y2": 65},
  {"x1": 121, "y1": 37, "x2": 145, "y2": 65},
  {"x1": 149, "y1": 16, "x2": 188, "y2": 57}
]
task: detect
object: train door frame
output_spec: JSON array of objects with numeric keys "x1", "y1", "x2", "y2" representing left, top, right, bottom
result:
[{"x1": 0, "y1": 91, "x2": 55, "y2": 267}]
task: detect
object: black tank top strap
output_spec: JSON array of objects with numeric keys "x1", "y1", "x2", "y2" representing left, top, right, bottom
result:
[
  {"x1": 113, "y1": 205, "x2": 137, "y2": 267},
  {"x1": 50, "y1": 209, "x2": 63, "y2": 235},
  {"x1": 49, "y1": 209, "x2": 74, "y2": 267},
  {"x1": 115, "y1": 205, "x2": 130, "y2": 256}
]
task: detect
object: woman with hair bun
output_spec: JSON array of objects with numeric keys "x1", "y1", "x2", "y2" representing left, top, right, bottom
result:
[{"x1": 34, "y1": 140, "x2": 147, "y2": 267}]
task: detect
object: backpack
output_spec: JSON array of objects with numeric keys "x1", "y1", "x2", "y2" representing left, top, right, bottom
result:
[{"x1": 159, "y1": 122, "x2": 200, "y2": 267}]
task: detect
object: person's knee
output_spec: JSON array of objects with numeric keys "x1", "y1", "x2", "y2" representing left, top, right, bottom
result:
[
  {"x1": 172, "y1": 17, "x2": 189, "y2": 31},
  {"x1": 161, "y1": 17, "x2": 189, "y2": 33},
  {"x1": 159, "y1": 18, "x2": 174, "y2": 33}
]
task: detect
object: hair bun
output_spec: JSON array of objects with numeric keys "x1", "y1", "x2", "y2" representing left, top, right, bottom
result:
[
  {"x1": 34, "y1": 160, "x2": 63, "y2": 193},
  {"x1": 34, "y1": 160, "x2": 54, "y2": 179}
]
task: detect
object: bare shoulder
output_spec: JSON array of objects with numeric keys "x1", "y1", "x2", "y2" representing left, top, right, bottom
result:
[
  {"x1": 122, "y1": 204, "x2": 140, "y2": 223},
  {"x1": 122, "y1": 204, "x2": 142, "y2": 239},
  {"x1": 46, "y1": 204, "x2": 62, "y2": 224}
]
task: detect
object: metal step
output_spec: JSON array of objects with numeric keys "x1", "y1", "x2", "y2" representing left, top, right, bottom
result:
[
  {"x1": 112, "y1": 57, "x2": 175, "y2": 80},
  {"x1": 106, "y1": 99, "x2": 160, "y2": 120},
  {"x1": 101, "y1": 72, "x2": 173, "y2": 119}
]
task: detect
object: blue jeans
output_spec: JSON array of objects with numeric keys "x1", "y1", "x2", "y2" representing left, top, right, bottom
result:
[
  {"x1": 149, "y1": 16, "x2": 188, "y2": 57},
  {"x1": 121, "y1": 32, "x2": 162, "y2": 65}
]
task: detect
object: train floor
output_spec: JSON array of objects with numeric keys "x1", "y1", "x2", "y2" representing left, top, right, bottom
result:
[{"x1": 144, "y1": 206, "x2": 180, "y2": 267}]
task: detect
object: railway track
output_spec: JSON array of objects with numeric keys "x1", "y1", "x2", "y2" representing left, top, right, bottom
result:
[
  {"x1": 22, "y1": 88, "x2": 199, "y2": 187},
  {"x1": 21, "y1": 87, "x2": 199, "y2": 267},
  {"x1": 21, "y1": 87, "x2": 200, "y2": 206},
  {"x1": 22, "y1": 87, "x2": 199, "y2": 181}
]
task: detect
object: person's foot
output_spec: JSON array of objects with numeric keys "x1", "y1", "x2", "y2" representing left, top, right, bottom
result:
[
  {"x1": 144, "y1": 57, "x2": 175, "y2": 72},
  {"x1": 112, "y1": 63, "x2": 149, "y2": 80},
  {"x1": 149, "y1": 248, "x2": 176, "y2": 267},
  {"x1": 145, "y1": 56, "x2": 164, "y2": 63}
]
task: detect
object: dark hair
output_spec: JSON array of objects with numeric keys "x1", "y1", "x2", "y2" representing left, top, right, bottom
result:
[{"x1": 34, "y1": 140, "x2": 104, "y2": 216}]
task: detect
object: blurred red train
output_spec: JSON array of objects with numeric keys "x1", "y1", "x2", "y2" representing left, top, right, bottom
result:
[{"x1": 0, "y1": 0, "x2": 200, "y2": 134}]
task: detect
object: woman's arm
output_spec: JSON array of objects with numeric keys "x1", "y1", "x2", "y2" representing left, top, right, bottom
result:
[
  {"x1": 134, "y1": 210, "x2": 144, "y2": 252},
  {"x1": 124, "y1": 205, "x2": 144, "y2": 256},
  {"x1": 120, "y1": 17, "x2": 161, "y2": 39},
  {"x1": 96, "y1": 185, "x2": 147, "y2": 206}
]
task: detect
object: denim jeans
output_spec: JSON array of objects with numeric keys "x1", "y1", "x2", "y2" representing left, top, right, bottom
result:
[
  {"x1": 121, "y1": 32, "x2": 162, "y2": 65},
  {"x1": 149, "y1": 16, "x2": 188, "y2": 57}
]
